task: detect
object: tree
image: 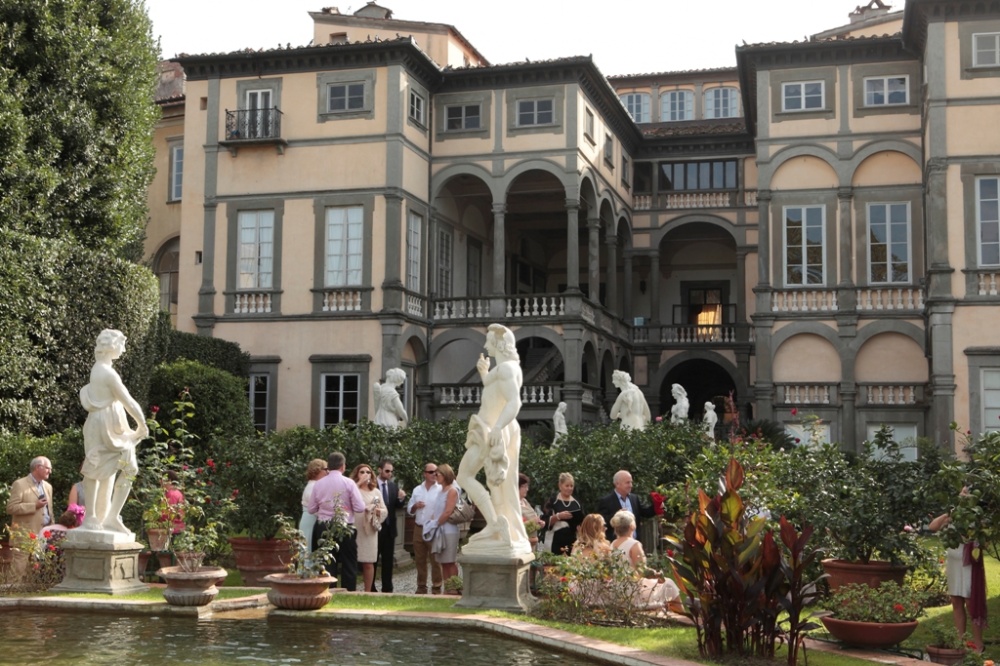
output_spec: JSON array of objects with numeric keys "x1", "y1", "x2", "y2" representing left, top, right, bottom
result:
[{"x1": 0, "y1": 0, "x2": 160, "y2": 259}]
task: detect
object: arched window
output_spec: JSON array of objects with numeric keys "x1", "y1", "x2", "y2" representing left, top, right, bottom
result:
[
  {"x1": 703, "y1": 87, "x2": 740, "y2": 119},
  {"x1": 660, "y1": 90, "x2": 693, "y2": 121},
  {"x1": 155, "y1": 237, "x2": 180, "y2": 313}
]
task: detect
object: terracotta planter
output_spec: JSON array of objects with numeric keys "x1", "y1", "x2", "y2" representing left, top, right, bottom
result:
[
  {"x1": 263, "y1": 572, "x2": 336, "y2": 610},
  {"x1": 146, "y1": 528, "x2": 169, "y2": 552},
  {"x1": 926, "y1": 646, "x2": 967, "y2": 665},
  {"x1": 820, "y1": 616, "x2": 917, "y2": 648},
  {"x1": 175, "y1": 551, "x2": 205, "y2": 572},
  {"x1": 821, "y1": 559, "x2": 908, "y2": 592},
  {"x1": 229, "y1": 537, "x2": 292, "y2": 586},
  {"x1": 157, "y1": 565, "x2": 227, "y2": 607},
  {"x1": 137, "y1": 551, "x2": 152, "y2": 580}
]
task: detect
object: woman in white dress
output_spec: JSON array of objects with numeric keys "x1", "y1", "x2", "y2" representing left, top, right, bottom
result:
[
  {"x1": 298, "y1": 459, "x2": 328, "y2": 554},
  {"x1": 610, "y1": 510, "x2": 679, "y2": 609},
  {"x1": 429, "y1": 464, "x2": 461, "y2": 585},
  {"x1": 352, "y1": 464, "x2": 388, "y2": 593}
]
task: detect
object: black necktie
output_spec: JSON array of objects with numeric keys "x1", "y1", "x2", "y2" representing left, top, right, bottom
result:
[{"x1": 381, "y1": 481, "x2": 389, "y2": 505}]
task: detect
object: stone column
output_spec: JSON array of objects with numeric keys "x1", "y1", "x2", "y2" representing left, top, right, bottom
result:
[
  {"x1": 565, "y1": 200, "x2": 580, "y2": 292},
  {"x1": 587, "y1": 215, "x2": 601, "y2": 302},
  {"x1": 491, "y1": 202, "x2": 507, "y2": 296},
  {"x1": 649, "y1": 250, "x2": 661, "y2": 325},
  {"x1": 735, "y1": 248, "x2": 748, "y2": 335},
  {"x1": 755, "y1": 189, "x2": 772, "y2": 314},
  {"x1": 605, "y1": 235, "x2": 619, "y2": 313},
  {"x1": 837, "y1": 187, "x2": 857, "y2": 312},
  {"x1": 382, "y1": 193, "x2": 404, "y2": 311},
  {"x1": 623, "y1": 251, "x2": 634, "y2": 321}
]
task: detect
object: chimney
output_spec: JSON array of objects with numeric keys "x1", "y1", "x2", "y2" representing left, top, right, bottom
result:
[{"x1": 849, "y1": 0, "x2": 891, "y2": 24}]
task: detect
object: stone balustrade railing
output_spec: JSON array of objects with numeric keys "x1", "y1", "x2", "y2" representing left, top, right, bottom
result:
[
  {"x1": 322, "y1": 288, "x2": 363, "y2": 312},
  {"x1": 771, "y1": 289, "x2": 839, "y2": 312},
  {"x1": 234, "y1": 292, "x2": 273, "y2": 314},
  {"x1": 856, "y1": 287, "x2": 924, "y2": 311},
  {"x1": 775, "y1": 383, "x2": 838, "y2": 405}
]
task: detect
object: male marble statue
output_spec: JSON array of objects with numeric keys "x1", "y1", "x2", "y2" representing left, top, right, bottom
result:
[
  {"x1": 610, "y1": 370, "x2": 650, "y2": 431},
  {"x1": 552, "y1": 401, "x2": 568, "y2": 445},
  {"x1": 79, "y1": 329, "x2": 147, "y2": 535},
  {"x1": 703, "y1": 401, "x2": 718, "y2": 440},
  {"x1": 670, "y1": 383, "x2": 690, "y2": 424},
  {"x1": 457, "y1": 324, "x2": 531, "y2": 556},
  {"x1": 373, "y1": 367, "x2": 408, "y2": 428}
]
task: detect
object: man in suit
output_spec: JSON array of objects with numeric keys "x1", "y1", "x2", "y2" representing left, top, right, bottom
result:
[
  {"x1": 373, "y1": 458, "x2": 406, "y2": 592},
  {"x1": 6, "y1": 456, "x2": 54, "y2": 573},
  {"x1": 597, "y1": 469, "x2": 654, "y2": 542}
]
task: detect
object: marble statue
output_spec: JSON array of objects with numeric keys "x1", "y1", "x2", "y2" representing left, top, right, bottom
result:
[
  {"x1": 609, "y1": 370, "x2": 651, "y2": 431},
  {"x1": 373, "y1": 367, "x2": 408, "y2": 428},
  {"x1": 670, "y1": 383, "x2": 690, "y2": 424},
  {"x1": 552, "y1": 401, "x2": 568, "y2": 445},
  {"x1": 457, "y1": 324, "x2": 532, "y2": 557},
  {"x1": 702, "y1": 401, "x2": 718, "y2": 440},
  {"x1": 78, "y1": 329, "x2": 147, "y2": 535}
]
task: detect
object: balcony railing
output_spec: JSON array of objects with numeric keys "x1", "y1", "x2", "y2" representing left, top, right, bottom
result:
[
  {"x1": 856, "y1": 287, "x2": 924, "y2": 311},
  {"x1": 775, "y1": 383, "x2": 839, "y2": 406},
  {"x1": 858, "y1": 383, "x2": 925, "y2": 406},
  {"x1": 233, "y1": 292, "x2": 273, "y2": 314},
  {"x1": 632, "y1": 324, "x2": 753, "y2": 344},
  {"x1": 321, "y1": 288, "x2": 363, "y2": 312},
  {"x1": 437, "y1": 383, "x2": 560, "y2": 406},
  {"x1": 632, "y1": 190, "x2": 757, "y2": 211},
  {"x1": 221, "y1": 108, "x2": 287, "y2": 154},
  {"x1": 771, "y1": 289, "x2": 839, "y2": 313}
]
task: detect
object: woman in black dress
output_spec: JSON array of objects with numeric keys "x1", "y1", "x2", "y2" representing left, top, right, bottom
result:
[{"x1": 541, "y1": 472, "x2": 584, "y2": 555}]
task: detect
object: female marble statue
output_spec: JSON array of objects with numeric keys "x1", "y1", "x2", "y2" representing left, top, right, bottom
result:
[
  {"x1": 552, "y1": 401, "x2": 568, "y2": 444},
  {"x1": 373, "y1": 368, "x2": 408, "y2": 428},
  {"x1": 669, "y1": 384, "x2": 690, "y2": 424},
  {"x1": 79, "y1": 329, "x2": 148, "y2": 534},
  {"x1": 702, "y1": 401, "x2": 718, "y2": 440},
  {"x1": 609, "y1": 370, "x2": 650, "y2": 431}
]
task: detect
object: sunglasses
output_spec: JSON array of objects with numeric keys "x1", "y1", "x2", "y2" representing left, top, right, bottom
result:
[{"x1": 424, "y1": 469, "x2": 437, "y2": 474}]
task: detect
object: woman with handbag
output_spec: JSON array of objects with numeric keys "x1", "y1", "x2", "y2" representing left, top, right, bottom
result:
[
  {"x1": 429, "y1": 464, "x2": 461, "y2": 586},
  {"x1": 352, "y1": 464, "x2": 387, "y2": 593}
]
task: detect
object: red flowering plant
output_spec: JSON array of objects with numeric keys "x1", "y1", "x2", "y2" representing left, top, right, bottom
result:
[
  {"x1": 0, "y1": 524, "x2": 65, "y2": 593},
  {"x1": 823, "y1": 581, "x2": 927, "y2": 623}
]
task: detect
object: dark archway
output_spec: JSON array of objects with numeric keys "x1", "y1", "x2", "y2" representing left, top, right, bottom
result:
[{"x1": 660, "y1": 359, "x2": 736, "y2": 422}]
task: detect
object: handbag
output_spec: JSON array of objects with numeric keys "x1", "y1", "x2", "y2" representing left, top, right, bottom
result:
[{"x1": 447, "y1": 491, "x2": 476, "y2": 525}]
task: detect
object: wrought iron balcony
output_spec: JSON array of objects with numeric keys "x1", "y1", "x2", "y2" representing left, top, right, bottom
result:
[{"x1": 220, "y1": 108, "x2": 287, "y2": 155}]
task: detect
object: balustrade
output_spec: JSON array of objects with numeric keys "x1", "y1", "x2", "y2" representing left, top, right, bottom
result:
[
  {"x1": 233, "y1": 292, "x2": 272, "y2": 314},
  {"x1": 322, "y1": 289, "x2": 362, "y2": 312}
]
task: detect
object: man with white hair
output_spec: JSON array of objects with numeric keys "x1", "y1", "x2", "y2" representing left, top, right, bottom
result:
[
  {"x1": 6, "y1": 456, "x2": 54, "y2": 572},
  {"x1": 597, "y1": 469, "x2": 654, "y2": 541}
]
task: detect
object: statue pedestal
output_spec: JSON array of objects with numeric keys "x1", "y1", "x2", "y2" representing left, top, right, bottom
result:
[
  {"x1": 455, "y1": 551, "x2": 535, "y2": 613},
  {"x1": 52, "y1": 537, "x2": 148, "y2": 595}
]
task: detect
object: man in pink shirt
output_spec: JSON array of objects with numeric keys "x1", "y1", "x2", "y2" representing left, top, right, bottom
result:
[{"x1": 307, "y1": 451, "x2": 366, "y2": 590}]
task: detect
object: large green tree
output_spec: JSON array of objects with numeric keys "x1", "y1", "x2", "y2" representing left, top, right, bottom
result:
[{"x1": 0, "y1": 0, "x2": 159, "y2": 259}]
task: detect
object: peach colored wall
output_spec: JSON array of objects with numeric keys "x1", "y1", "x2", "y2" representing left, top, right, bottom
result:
[
  {"x1": 851, "y1": 151, "x2": 922, "y2": 186},
  {"x1": 853, "y1": 331, "x2": 928, "y2": 381},
  {"x1": 771, "y1": 155, "x2": 839, "y2": 190},
  {"x1": 772, "y1": 332, "x2": 842, "y2": 381},
  {"x1": 744, "y1": 158, "x2": 759, "y2": 189},
  {"x1": 175, "y1": 81, "x2": 209, "y2": 334},
  {"x1": 948, "y1": 107, "x2": 1000, "y2": 156},
  {"x1": 837, "y1": 19, "x2": 904, "y2": 38},
  {"x1": 145, "y1": 111, "x2": 184, "y2": 262},
  {"x1": 276, "y1": 199, "x2": 317, "y2": 314}
]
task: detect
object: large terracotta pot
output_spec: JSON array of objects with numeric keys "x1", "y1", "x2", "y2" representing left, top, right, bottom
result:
[
  {"x1": 821, "y1": 559, "x2": 908, "y2": 592},
  {"x1": 820, "y1": 616, "x2": 917, "y2": 648},
  {"x1": 228, "y1": 537, "x2": 291, "y2": 586},
  {"x1": 146, "y1": 528, "x2": 169, "y2": 552},
  {"x1": 926, "y1": 646, "x2": 967, "y2": 665},
  {"x1": 263, "y1": 572, "x2": 336, "y2": 610},
  {"x1": 157, "y1": 565, "x2": 227, "y2": 607}
]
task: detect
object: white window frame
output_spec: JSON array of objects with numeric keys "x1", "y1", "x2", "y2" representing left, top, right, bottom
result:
[
  {"x1": 244, "y1": 89, "x2": 273, "y2": 139},
  {"x1": 865, "y1": 424, "x2": 919, "y2": 461},
  {"x1": 327, "y1": 82, "x2": 366, "y2": 113},
  {"x1": 467, "y1": 238, "x2": 482, "y2": 297},
  {"x1": 237, "y1": 210, "x2": 274, "y2": 290},
  {"x1": 978, "y1": 176, "x2": 1000, "y2": 267},
  {"x1": 408, "y1": 90, "x2": 425, "y2": 125},
  {"x1": 973, "y1": 32, "x2": 1000, "y2": 67},
  {"x1": 983, "y1": 369, "x2": 1000, "y2": 432},
  {"x1": 782, "y1": 81, "x2": 825, "y2": 112},
  {"x1": 620, "y1": 93, "x2": 650, "y2": 123},
  {"x1": 785, "y1": 422, "x2": 831, "y2": 448},
  {"x1": 867, "y1": 202, "x2": 911, "y2": 284},
  {"x1": 604, "y1": 134, "x2": 614, "y2": 166},
  {"x1": 445, "y1": 104, "x2": 481, "y2": 131},
  {"x1": 660, "y1": 90, "x2": 693, "y2": 121},
  {"x1": 864, "y1": 76, "x2": 909, "y2": 106},
  {"x1": 437, "y1": 227, "x2": 453, "y2": 297},
  {"x1": 168, "y1": 143, "x2": 183, "y2": 201},
  {"x1": 704, "y1": 87, "x2": 739, "y2": 119},
  {"x1": 517, "y1": 98, "x2": 554, "y2": 126},
  {"x1": 325, "y1": 205, "x2": 364, "y2": 287},
  {"x1": 783, "y1": 205, "x2": 826, "y2": 287},
  {"x1": 406, "y1": 211, "x2": 422, "y2": 292},
  {"x1": 249, "y1": 373, "x2": 270, "y2": 432},
  {"x1": 320, "y1": 373, "x2": 361, "y2": 427},
  {"x1": 585, "y1": 108, "x2": 595, "y2": 141}
]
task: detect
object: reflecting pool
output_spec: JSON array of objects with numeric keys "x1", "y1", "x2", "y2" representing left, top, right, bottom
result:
[{"x1": 0, "y1": 611, "x2": 598, "y2": 665}]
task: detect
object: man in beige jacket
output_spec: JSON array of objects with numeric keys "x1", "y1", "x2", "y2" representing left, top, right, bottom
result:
[{"x1": 6, "y1": 456, "x2": 54, "y2": 573}]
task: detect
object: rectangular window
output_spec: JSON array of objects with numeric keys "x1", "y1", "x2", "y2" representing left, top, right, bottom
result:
[
  {"x1": 621, "y1": 156, "x2": 630, "y2": 185},
  {"x1": 864, "y1": 76, "x2": 908, "y2": 106},
  {"x1": 585, "y1": 108, "x2": 595, "y2": 140},
  {"x1": 661, "y1": 90, "x2": 693, "y2": 121},
  {"x1": 249, "y1": 374, "x2": 270, "y2": 432},
  {"x1": 467, "y1": 239, "x2": 482, "y2": 297},
  {"x1": 620, "y1": 93, "x2": 650, "y2": 123},
  {"x1": 325, "y1": 205, "x2": 364, "y2": 286},
  {"x1": 984, "y1": 369, "x2": 1000, "y2": 432},
  {"x1": 973, "y1": 33, "x2": 1000, "y2": 67},
  {"x1": 237, "y1": 210, "x2": 274, "y2": 289},
  {"x1": 321, "y1": 373, "x2": 360, "y2": 427},
  {"x1": 658, "y1": 159, "x2": 738, "y2": 191},
  {"x1": 406, "y1": 211, "x2": 422, "y2": 292},
  {"x1": 445, "y1": 104, "x2": 481, "y2": 130},
  {"x1": 408, "y1": 90, "x2": 425, "y2": 125},
  {"x1": 868, "y1": 202, "x2": 910, "y2": 283},
  {"x1": 979, "y1": 176, "x2": 1000, "y2": 266},
  {"x1": 866, "y1": 424, "x2": 919, "y2": 461},
  {"x1": 517, "y1": 99, "x2": 554, "y2": 126},
  {"x1": 245, "y1": 89, "x2": 273, "y2": 138},
  {"x1": 328, "y1": 82, "x2": 366, "y2": 113},
  {"x1": 437, "y1": 227, "x2": 453, "y2": 297},
  {"x1": 784, "y1": 205, "x2": 825, "y2": 286},
  {"x1": 169, "y1": 144, "x2": 183, "y2": 201},
  {"x1": 704, "y1": 87, "x2": 739, "y2": 119},
  {"x1": 604, "y1": 135, "x2": 614, "y2": 166},
  {"x1": 782, "y1": 81, "x2": 824, "y2": 111}
]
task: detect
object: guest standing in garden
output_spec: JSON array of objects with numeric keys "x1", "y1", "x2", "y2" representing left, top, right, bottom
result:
[
  {"x1": 541, "y1": 472, "x2": 584, "y2": 555},
  {"x1": 352, "y1": 464, "x2": 387, "y2": 594},
  {"x1": 307, "y1": 452, "x2": 366, "y2": 590},
  {"x1": 930, "y1": 501, "x2": 986, "y2": 651},
  {"x1": 298, "y1": 459, "x2": 328, "y2": 554},
  {"x1": 407, "y1": 462, "x2": 443, "y2": 594},
  {"x1": 374, "y1": 458, "x2": 405, "y2": 592},
  {"x1": 429, "y1": 464, "x2": 461, "y2": 587}
]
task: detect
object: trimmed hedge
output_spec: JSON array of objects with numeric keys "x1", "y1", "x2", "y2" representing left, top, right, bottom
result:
[
  {"x1": 165, "y1": 327, "x2": 250, "y2": 379},
  {"x1": 148, "y1": 359, "x2": 255, "y2": 441}
]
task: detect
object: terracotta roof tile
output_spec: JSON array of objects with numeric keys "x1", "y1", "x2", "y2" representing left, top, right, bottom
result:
[
  {"x1": 738, "y1": 31, "x2": 901, "y2": 50},
  {"x1": 608, "y1": 66, "x2": 737, "y2": 80},
  {"x1": 641, "y1": 118, "x2": 747, "y2": 138}
]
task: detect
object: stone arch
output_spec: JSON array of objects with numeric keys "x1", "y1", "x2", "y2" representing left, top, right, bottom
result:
[
  {"x1": 848, "y1": 141, "x2": 922, "y2": 180},
  {"x1": 772, "y1": 331, "x2": 842, "y2": 382},
  {"x1": 429, "y1": 329, "x2": 486, "y2": 384},
  {"x1": 853, "y1": 330, "x2": 928, "y2": 383},
  {"x1": 501, "y1": 158, "x2": 575, "y2": 197},
  {"x1": 770, "y1": 321, "x2": 841, "y2": 352},
  {"x1": 650, "y1": 350, "x2": 745, "y2": 396},
  {"x1": 651, "y1": 212, "x2": 739, "y2": 247},
  {"x1": 581, "y1": 340, "x2": 599, "y2": 385},
  {"x1": 848, "y1": 319, "x2": 925, "y2": 353},
  {"x1": 771, "y1": 154, "x2": 839, "y2": 191},
  {"x1": 761, "y1": 144, "x2": 840, "y2": 185},
  {"x1": 431, "y1": 164, "x2": 499, "y2": 204},
  {"x1": 652, "y1": 351, "x2": 743, "y2": 420}
]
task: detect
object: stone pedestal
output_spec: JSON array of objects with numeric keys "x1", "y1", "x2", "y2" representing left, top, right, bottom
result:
[
  {"x1": 52, "y1": 533, "x2": 148, "y2": 595},
  {"x1": 455, "y1": 551, "x2": 535, "y2": 613}
]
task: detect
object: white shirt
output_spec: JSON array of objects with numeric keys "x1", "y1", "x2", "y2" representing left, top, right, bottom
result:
[{"x1": 407, "y1": 481, "x2": 442, "y2": 526}]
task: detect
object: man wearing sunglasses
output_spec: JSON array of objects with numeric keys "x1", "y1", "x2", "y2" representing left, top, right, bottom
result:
[
  {"x1": 406, "y1": 463, "x2": 443, "y2": 594},
  {"x1": 373, "y1": 458, "x2": 406, "y2": 592}
]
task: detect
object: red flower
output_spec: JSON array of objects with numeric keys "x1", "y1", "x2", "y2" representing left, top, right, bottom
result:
[
  {"x1": 47, "y1": 545, "x2": 56, "y2": 552},
  {"x1": 655, "y1": 416, "x2": 663, "y2": 423},
  {"x1": 43, "y1": 530, "x2": 51, "y2": 539},
  {"x1": 893, "y1": 603, "x2": 905, "y2": 613},
  {"x1": 791, "y1": 407, "x2": 798, "y2": 416},
  {"x1": 151, "y1": 405, "x2": 160, "y2": 414},
  {"x1": 206, "y1": 458, "x2": 215, "y2": 469},
  {"x1": 559, "y1": 577, "x2": 568, "y2": 583},
  {"x1": 196, "y1": 468, "x2": 203, "y2": 474},
  {"x1": 182, "y1": 464, "x2": 189, "y2": 470},
  {"x1": 794, "y1": 438, "x2": 801, "y2": 443},
  {"x1": 967, "y1": 641, "x2": 978, "y2": 649},
  {"x1": 231, "y1": 489, "x2": 240, "y2": 498},
  {"x1": 28, "y1": 532, "x2": 36, "y2": 540}
]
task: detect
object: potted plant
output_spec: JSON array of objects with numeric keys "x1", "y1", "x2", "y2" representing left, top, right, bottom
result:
[
  {"x1": 820, "y1": 581, "x2": 927, "y2": 648},
  {"x1": 443, "y1": 575, "x2": 463, "y2": 596},
  {"x1": 262, "y1": 513, "x2": 348, "y2": 610},
  {"x1": 925, "y1": 624, "x2": 973, "y2": 665}
]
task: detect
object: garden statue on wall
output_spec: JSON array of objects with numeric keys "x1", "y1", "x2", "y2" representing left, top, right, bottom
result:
[
  {"x1": 703, "y1": 401, "x2": 718, "y2": 441},
  {"x1": 457, "y1": 324, "x2": 532, "y2": 557},
  {"x1": 78, "y1": 329, "x2": 148, "y2": 537},
  {"x1": 610, "y1": 370, "x2": 650, "y2": 431},
  {"x1": 670, "y1": 384, "x2": 690, "y2": 424},
  {"x1": 373, "y1": 368, "x2": 408, "y2": 428},
  {"x1": 552, "y1": 401, "x2": 568, "y2": 445}
]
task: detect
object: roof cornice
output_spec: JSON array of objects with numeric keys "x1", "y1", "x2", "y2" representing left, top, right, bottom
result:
[{"x1": 903, "y1": 0, "x2": 1000, "y2": 53}]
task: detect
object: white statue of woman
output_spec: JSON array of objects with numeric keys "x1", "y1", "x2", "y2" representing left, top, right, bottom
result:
[
  {"x1": 457, "y1": 324, "x2": 531, "y2": 557},
  {"x1": 702, "y1": 401, "x2": 718, "y2": 440},
  {"x1": 609, "y1": 370, "x2": 651, "y2": 431},
  {"x1": 670, "y1": 384, "x2": 690, "y2": 424},
  {"x1": 373, "y1": 368, "x2": 408, "y2": 428},
  {"x1": 78, "y1": 329, "x2": 148, "y2": 535},
  {"x1": 552, "y1": 401, "x2": 568, "y2": 445}
]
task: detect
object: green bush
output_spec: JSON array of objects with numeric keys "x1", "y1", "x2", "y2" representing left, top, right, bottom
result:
[
  {"x1": 148, "y1": 359, "x2": 255, "y2": 443},
  {"x1": 0, "y1": 429, "x2": 85, "y2": 526},
  {"x1": 165, "y1": 329, "x2": 250, "y2": 378}
]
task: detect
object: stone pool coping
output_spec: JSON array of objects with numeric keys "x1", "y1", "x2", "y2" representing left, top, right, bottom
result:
[{"x1": 0, "y1": 591, "x2": 928, "y2": 666}]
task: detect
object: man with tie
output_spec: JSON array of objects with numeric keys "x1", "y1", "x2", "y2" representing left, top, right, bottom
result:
[
  {"x1": 307, "y1": 451, "x2": 366, "y2": 590},
  {"x1": 6, "y1": 456, "x2": 54, "y2": 573},
  {"x1": 373, "y1": 458, "x2": 405, "y2": 592},
  {"x1": 597, "y1": 470, "x2": 654, "y2": 542}
]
